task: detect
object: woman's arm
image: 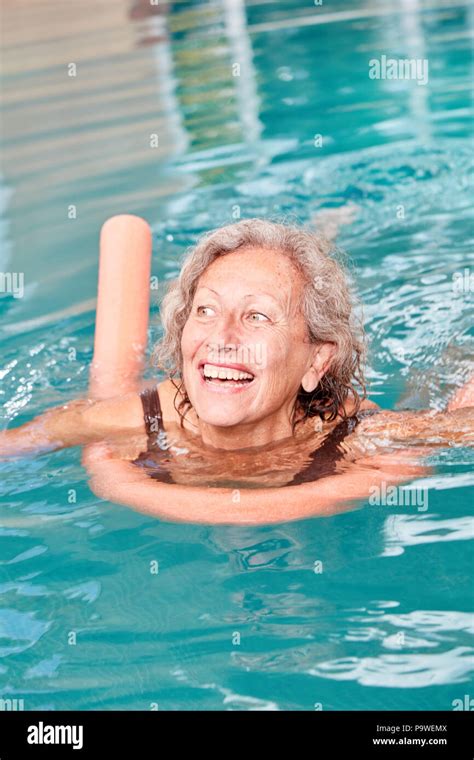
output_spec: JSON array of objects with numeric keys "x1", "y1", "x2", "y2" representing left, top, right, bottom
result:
[
  {"x1": 355, "y1": 405, "x2": 474, "y2": 447},
  {"x1": 1, "y1": 217, "x2": 151, "y2": 460},
  {"x1": 82, "y1": 440, "x2": 430, "y2": 526},
  {"x1": 82, "y1": 384, "x2": 474, "y2": 526},
  {"x1": 0, "y1": 392, "x2": 144, "y2": 458}
]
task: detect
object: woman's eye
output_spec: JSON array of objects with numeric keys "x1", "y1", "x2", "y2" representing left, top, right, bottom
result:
[
  {"x1": 248, "y1": 312, "x2": 270, "y2": 323},
  {"x1": 196, "y1": 305, "x2": 216, "y2": 317}
]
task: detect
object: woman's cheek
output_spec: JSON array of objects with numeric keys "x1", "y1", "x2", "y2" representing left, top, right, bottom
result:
[
  {"x1": 265, "y1": 330, "x2": 294, "y2": 364},
  {"x1": 181, "y1": 323, "x2": 202, "y2": 359}
]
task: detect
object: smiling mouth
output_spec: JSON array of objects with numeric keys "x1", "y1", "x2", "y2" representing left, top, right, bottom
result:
[{"x1": 199, "y1": 362, "x2": 255, "y2": 388}]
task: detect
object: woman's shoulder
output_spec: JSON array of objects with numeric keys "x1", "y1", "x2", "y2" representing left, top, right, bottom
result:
[
  {"x1": 155, "y1": 378, "x2": 197, "y2": 430},
  {"x1": 81, "y1": 380, "x2": 188, "y2": 438},
  {"x1": 81, "y1": 390, "x2": 146, "y2": 434},
  {"x1": 339, "y1": 394, "x2": 380, "y2": 419},
  {"x1": 155, "y1": 378, "x2": 178, "y2": 416}
]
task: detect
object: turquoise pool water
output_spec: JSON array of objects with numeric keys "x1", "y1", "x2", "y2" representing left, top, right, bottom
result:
[{"x1": 1, "y1": 0, "x2": 473, "y2": 710}]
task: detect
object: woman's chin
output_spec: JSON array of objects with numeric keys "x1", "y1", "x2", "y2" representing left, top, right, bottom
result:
[
  {"x1": 195, "y1": 404, "x2": 252, "y2": 428},
  {"x1": 201, "y1": 416, "x2": 246, "y2": 429}
]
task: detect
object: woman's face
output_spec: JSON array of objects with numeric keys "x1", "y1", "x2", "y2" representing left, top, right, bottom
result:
[{"x1": 181, "y1": 246, "x2": 329, "y2": 433}]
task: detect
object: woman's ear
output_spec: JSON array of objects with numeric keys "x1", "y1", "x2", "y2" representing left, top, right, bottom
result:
[{"x1": 301, "y1": 342, "x2": 337, "y2": 393}]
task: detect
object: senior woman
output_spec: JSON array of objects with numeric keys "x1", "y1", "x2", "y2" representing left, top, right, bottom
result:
[{"x1": 1, "y1": 218, "x2": 473, "y2": 525}]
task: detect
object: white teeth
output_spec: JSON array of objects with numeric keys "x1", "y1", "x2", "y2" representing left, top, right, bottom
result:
[{"x1": 202, "y1": 363, "x2": 254, "y2": 381}]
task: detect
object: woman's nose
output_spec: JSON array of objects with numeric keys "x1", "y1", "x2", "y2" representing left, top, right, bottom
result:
[
  {"x1": 213, "y1": 312, "x2": 241, "y2": 339},
  {"x1": 206, "y1": 313, "x2": 242, "y2": 356}
]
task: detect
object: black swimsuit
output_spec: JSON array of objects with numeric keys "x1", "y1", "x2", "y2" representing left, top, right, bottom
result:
[
  {"x1": 131, "y1": 386, "x2": 174, "y2": 484},
  {"x1": 132, "y1": 386, "x2": 379, "y2": 486}
]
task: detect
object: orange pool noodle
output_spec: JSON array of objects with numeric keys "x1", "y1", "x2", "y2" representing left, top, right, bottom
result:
[{"x1": 89, "y1": 214, "x2": 152, "y2": 399}]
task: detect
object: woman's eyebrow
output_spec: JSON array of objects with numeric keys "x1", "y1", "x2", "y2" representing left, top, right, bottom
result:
[{"x1": 196, "y1": 285, "x2": 281, "y2": 304}]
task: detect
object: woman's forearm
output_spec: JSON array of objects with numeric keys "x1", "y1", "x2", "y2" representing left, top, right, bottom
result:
[
  {"x1": 82, "y1": 442, "x2": 430, "y2": 526},
  {"x1": 357, "y1": 406, "x2": 474, "y2": 446},
  {"x1": 0, "y1": 399, "x2": 93, "y2": 457},
  {"x1": 0, "y1": 391, "x2": 144, "y2": 459}
]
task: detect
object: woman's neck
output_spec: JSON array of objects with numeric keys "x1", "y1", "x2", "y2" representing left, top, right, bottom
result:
[{"x1": 182, "y1": 408, "x2": 322, "y2": 451}]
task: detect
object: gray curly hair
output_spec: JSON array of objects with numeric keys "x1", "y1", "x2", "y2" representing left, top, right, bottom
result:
[{"x1": 152, "y1": 218, "x2": 368, "y2": 426}]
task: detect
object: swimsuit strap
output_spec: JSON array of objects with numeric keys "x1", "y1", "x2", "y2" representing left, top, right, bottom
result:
[
  {"x1": 133, "y1": 386, "x2": 174, "y2": 482},
  {"x1": 290, "y1": 407, "x2": 379, "y2": 486},
  {"x1": 139, "y1": 386, "x2": 165, "y2": 437}
]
